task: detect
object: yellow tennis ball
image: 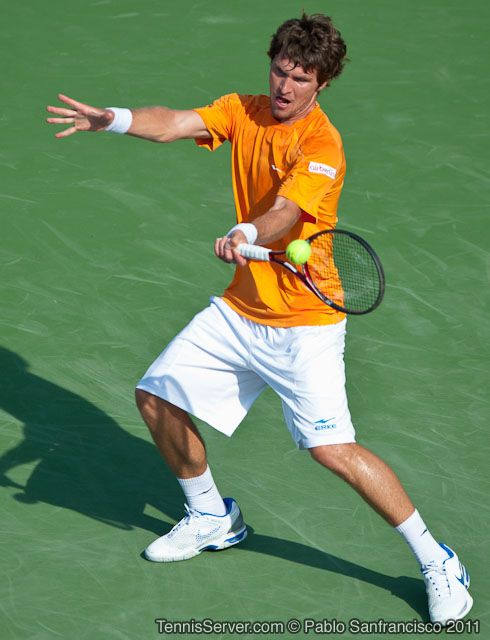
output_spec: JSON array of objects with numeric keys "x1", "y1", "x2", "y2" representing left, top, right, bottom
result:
[{"x1": 286, "y1": 239, "x2": 311, "y2": 264}]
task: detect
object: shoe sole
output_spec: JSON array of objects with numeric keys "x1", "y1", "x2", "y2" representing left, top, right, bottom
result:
[{"x1": 144, "y1": 525, "x2": 247, "y2": 563}]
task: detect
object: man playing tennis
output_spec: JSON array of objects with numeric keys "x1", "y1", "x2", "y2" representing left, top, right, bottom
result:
[{"x1": 46, "y1": 13, "x2": 472, "y2": 625}]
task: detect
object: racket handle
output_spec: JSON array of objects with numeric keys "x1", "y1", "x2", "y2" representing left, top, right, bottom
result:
[{"x1": 237, "y1": 244, "x2": 271, "y2": 261}]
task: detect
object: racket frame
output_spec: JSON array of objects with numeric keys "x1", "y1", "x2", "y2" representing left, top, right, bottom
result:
[{"x1": 238, "y1": 229, "x2": 385, "y2": 315}]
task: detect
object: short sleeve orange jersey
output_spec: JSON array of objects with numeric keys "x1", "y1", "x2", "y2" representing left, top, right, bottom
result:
[{"x1": 194, "y1": 93, "x2": 346, "y2": 327}]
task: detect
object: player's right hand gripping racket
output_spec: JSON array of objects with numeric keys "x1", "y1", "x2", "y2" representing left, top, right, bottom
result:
[{"x1": 238, "y1": 229, "x2": 385, "y2": 315}]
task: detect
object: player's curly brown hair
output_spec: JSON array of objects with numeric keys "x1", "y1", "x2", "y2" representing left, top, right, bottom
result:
[{"x1": 267, "y1": 12, "x2": 348, "y2": 87}]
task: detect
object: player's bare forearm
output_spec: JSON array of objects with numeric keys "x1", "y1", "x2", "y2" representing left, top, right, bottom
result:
[
  {"x1": 252, "y1": 197, "x2": 302, "y2": 245},
  {"x1": 215, "y1": 196, "x2": 302, "y2": 265},
  {"x1": 127, "y1": 107, "x2": 176, "y2": 142},
  {"x1": 128, "y1": 107, "x2": 210, "y2": 143}
]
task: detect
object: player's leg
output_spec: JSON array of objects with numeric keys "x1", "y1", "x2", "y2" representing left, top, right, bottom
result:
[
  {"x1": 135, "y1": 388, "x2": 228, "y2": 515},
  {"x1": 309, "y1": 443, "x2": 472, "y2": 624},
  {"x1": 135, "y1": 298, "x2": 265, "y2": 562},
  {"x1": 308, "y1": 443, "x2": 445, "y2": 562},
  {"x1": 308, "y1": 442, "x2": 414, "y2": 526},
  {"x1": 135, "y1": 388, "x2": 246, "y2": 561},
  {"x1": 257, "y1": 318, "x2": 472, "y2": 625},
  {"x1": 135, "y1": 388, "x2": 207, "y2": 479}
]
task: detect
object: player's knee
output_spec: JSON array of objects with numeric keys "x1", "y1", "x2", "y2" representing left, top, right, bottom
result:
[
  {"x1": 135, "y1": 387, "x2": 151, "y2": 415},
  {"x1": 134, "y1": 389, "x2": 191, "y2": 437},
  {"x1": 134, "y1": 388, "x2": 164, "y2": 427}
]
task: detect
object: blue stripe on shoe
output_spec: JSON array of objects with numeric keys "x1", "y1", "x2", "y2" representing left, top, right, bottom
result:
[
  {"x1": 226, "y1": 529, "x2": 247, "y2": 544},
  {"x1": 198, "y1": 528, "x2": 247, "y2": 552},
  {"x1": 439, "y1": 543, "x2": 454, "y2": 560}
]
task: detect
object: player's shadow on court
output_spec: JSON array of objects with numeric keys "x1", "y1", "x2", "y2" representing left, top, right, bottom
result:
[
  {"x1": 0, "y1": 347, "x2": 184, "y2": 534},
  {"x1": 0, "y1": 346, "x2": 426, "y2": 618},
  {"x1": 237, "y1": 526, "x2": 428, "y2": 620}
]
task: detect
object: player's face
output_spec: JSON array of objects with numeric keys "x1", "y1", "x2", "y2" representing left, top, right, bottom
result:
[{"x1": 269, "y1": 51, "x2": 327, "y2": 125}]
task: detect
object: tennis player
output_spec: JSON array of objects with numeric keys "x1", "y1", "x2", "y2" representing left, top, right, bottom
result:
[{"x1": 46, "y1": 13, "x2": 472, "y2": 625}]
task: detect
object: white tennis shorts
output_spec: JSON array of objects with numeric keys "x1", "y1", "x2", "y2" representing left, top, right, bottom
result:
[{"x1": 136, "y1": 297, "x2": 356, "y2": 450}]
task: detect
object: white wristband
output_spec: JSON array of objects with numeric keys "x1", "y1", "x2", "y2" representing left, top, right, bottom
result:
[
  {"x1": 104, "y1": 107, "x2": 133, "y2": 134},
  {"x1": 227, "y1": 223, "x2": 258, "y2": 245}
]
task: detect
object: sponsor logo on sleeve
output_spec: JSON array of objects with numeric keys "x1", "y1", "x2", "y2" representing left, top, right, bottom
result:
[{"x1": 308, "y1": 161, "x2": 337, "y2": 179}]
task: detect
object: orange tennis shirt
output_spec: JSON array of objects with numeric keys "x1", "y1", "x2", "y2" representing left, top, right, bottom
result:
[{"x1": 194, "y1": 93, "x2": 346, "y2": 327}]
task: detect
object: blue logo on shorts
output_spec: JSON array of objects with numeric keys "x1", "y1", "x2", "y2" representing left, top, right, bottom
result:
[{"x1": 314, "y1": 418, "x2": 337, "y2": 431}]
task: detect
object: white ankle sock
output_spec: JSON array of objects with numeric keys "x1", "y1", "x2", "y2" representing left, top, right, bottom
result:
[
  {"x1": 395, "y1": 509, "x2": 448, "y2": 567},
  {"x1": 177, "y1": 466, "x2": 226, "y2": 516}
]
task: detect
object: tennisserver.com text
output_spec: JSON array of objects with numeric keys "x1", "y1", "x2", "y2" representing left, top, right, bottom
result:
[{"x1": 155, "y1": 617, "x2": 480, "y2": 635}]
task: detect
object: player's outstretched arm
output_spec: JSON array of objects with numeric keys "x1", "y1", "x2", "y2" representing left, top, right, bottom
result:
[{"x1": 46, "y1": 94, "x2": 210, "y2": 142}]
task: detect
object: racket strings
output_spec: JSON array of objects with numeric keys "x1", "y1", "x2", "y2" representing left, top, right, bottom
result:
[{"x1": 307, "y1": 233, "x2": 382, "y2": 313}]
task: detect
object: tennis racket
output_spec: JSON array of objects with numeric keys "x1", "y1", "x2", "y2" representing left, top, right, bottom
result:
[{"x1": 238, "y1": 229, "x2": 385, "y2": 315}]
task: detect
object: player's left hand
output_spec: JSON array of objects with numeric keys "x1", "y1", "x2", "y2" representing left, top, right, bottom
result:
[
  {"x1": 46, "y1": 94, "x2": 114, "y2": 138},
  {"x1": 214, "y1": 232, "x2": 249, "y2": 267}
]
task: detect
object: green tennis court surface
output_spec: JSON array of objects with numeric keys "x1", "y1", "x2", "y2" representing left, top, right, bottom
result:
[{"x1": 1, "y1": 1, "x2": 489, "y2": 638}]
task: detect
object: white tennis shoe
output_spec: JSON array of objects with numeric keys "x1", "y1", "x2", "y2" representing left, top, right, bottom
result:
[
  {"x1": 422, "y1": 543, "x2": 473, "y2": 625},
  {"x1": 144, "y1": 497, "x2": 247, "y2": 562}
]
